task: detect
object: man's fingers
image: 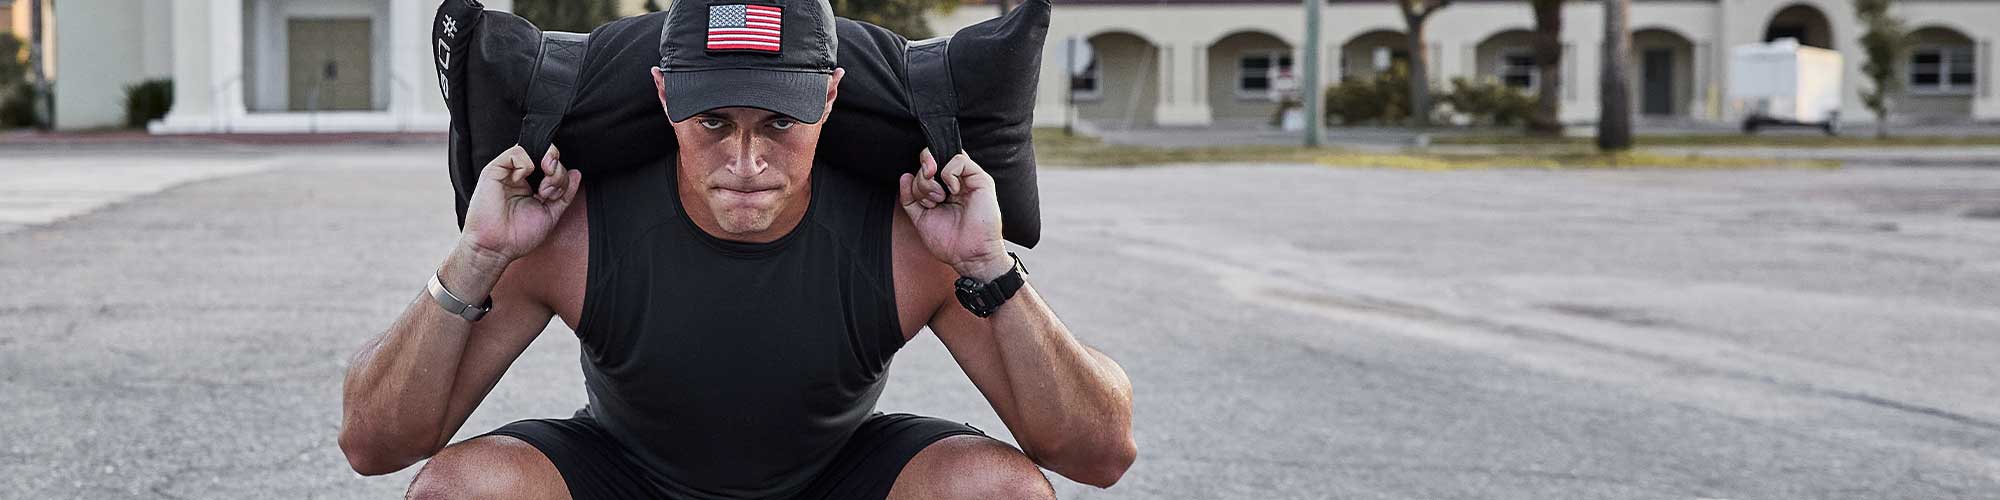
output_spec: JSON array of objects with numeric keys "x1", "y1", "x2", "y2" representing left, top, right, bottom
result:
[
  {"x1": 541, "y1": 145, "x2": 563, "y2": 176},
  {"x1": 482, "y1": 145, "x2": 532, "y2": 184},
  {"x1": 920, "y1": 158, "x2": 946, "y2": 205},
  {"x1": 496, "y1": 145, "x2": 535, "y2": 188},
  {"x1": 898, "y1": 173, "x2": 917, "y2": 207},
  {"x1": 941, "y1": 153, "x2": 971, "y2": 195},
  {"x1": 538, "y1": 167, "x2": 564, "y2": 200},
  {"x1": 546, "y1": 171, "x2": 582, "y2": 216}
]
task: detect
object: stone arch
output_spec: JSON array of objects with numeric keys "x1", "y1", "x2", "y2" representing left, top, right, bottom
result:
[
  {"x1": 1764, "y1": 3, "x2": 1834, "y2": 49},
  {"x1": 1474, "y1": 29, "x2": 1538, "y2": 90},
  {"x1": 1205, "y1": 30, "x2": 1296, "y2": 124},
  {"x1": 1631, "y1": 27, "x2": 1696, "y2": 117},
  {"x1": 1897, "y1": 25, "x2": 1977, "y2": 122},
  {"x1": 1339, "y1": 29, "x2": 1409, "y2": 81},
  {"x1": 1073, "y1": 30, "x2": 1162, "y2": 129}
]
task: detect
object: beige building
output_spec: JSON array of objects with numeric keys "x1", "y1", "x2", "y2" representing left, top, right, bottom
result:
[
  {"x1": 35, "y1": 0, "x2": 1999, "y2": 132},
  {"x1": 926, "y1": 0, "x2": 2000, "y2": 129},
  {"x1": 1, "y1": 0, "x2": 55, "y2": 79}
]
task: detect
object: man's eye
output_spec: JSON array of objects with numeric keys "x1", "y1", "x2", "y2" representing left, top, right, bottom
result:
[
  {"x1": 770, "y1": 120, "x2": 795, "y2": 130},
  {"x1": 699, "y1": 119, "x2": 726, "y2": 130}
]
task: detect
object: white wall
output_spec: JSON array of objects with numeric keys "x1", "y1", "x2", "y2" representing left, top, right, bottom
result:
[{"x1": 53, "y1": 0, "x2": 172, "y2": 130}]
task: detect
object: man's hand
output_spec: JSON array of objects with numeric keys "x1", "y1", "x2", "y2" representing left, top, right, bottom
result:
[
  {"x1": 461, "y1": 145, "x2": 581, "y2": 264},
  {"x1": 900, "y1": 149, "x2": 1009, "y2": 281}
]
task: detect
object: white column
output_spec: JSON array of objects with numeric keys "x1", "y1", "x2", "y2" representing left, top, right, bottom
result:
[
  {"x1": 1693, "y1": 41, "x2": 1712, "y2": 120},
  {"x1": 390, "y1": 0, "x2": 448, "y2": 130},
  {"x1": 1154, "y1": 42, "x2": 1212, "y2": 126},
  {"x1": 1975, "y1": 38, "x2": 1998, "y2": 120},
  {"x1": 154, "y1": 0, "x2": 245, "y2": 133},
  {"x1": 211, "y1": 0, "x2": 246, "y2": 129}
]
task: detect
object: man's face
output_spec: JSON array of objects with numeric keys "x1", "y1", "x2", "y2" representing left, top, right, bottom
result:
[{"x1": 652, "y1": 68, "x2": 843, "y2": 239}]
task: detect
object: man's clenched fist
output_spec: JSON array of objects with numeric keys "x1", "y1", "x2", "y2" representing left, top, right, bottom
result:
[{"x1": 461, "y1": 145, "x2": 581, "y2": 264}]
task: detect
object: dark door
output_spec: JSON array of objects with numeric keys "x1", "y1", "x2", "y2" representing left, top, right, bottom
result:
[
  {"x1": 289, "y1": 19, "x2": 374, "y2": 111},
  {"x1": 1642, "y1": 48, "x2": 1673, "y2": 116}
]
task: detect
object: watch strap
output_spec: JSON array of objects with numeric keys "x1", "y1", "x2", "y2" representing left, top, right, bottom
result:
[
  {"x1": 955, "y1": 253, "x2": 1026, "y2": 318},
  {"x1": 428, "y1": 273, "x2": 492, "y2": 322}
]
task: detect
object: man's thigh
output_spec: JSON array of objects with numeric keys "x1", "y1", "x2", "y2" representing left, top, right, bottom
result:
[
  {"x1": 886, "y1": 435, "x2": 1056, "y2": 500},
  {"x1": 405, "y1": 435, "x2": 571, "y2": 500}
]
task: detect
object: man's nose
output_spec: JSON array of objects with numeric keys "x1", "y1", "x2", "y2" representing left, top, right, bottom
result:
[{"x1": 725, "y1": 132, "x2": 769, "y2": 177}]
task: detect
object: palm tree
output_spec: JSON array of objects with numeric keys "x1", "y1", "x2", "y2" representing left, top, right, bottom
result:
[
  {"x1": 1597, "y1": 0, "x2": 1633, "y2": 151},
  {"x1": 1397, "y1": 0, "x2": 1453, "y2": 127},
  {"x1": 1527, "y1": 0, "x2": 1563, "y2": 136}
]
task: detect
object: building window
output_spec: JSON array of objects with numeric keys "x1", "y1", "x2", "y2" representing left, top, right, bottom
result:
[
  {"x1": 1238, "y1": 51, "x2": 1294, "y2": 99},
  {"x1": 1909, "y1": 45, "x2": 1976, "y2": 93},
  {"x1": 1498, "y1": 50, "x2": 1537, "y2": 90},
  {"x1": 1070, "y1": 55, "x2": 1102, "y2": 101}
]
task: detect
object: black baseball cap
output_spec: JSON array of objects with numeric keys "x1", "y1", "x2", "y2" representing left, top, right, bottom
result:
[{"x1": 658, "y1": 0, "x2": 838, "y2": 124}]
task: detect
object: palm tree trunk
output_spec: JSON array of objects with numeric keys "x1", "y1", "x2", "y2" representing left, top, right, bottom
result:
[
  {"x1": 1597, "y1": 0, "x2": 1633, "y2": 151},
  {"x1": 1528, "y1": 0, "x2": 1563, "y2": 136},
  {"x1": 1405, "y1": 14, "x2": 1432, "y2": 127},
  {"x1": 28, "y1": 0, "x2": 49, "y2": 130}
]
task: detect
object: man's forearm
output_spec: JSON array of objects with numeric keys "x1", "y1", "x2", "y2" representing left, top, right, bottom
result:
[
  {"x1": 984, "y1": 282, "x2": 1137, "y2": 486},
  {"x1": 338, "y1": 242, "x2": 509, "y2": 474}
]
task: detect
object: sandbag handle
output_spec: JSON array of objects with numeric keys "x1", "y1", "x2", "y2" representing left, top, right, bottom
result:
[
  {"x1": 519, "y1": 31, "x2": 590, "y2": 172},
  {"x1": 905, "y1": 37, "x2": 963, "y2": 197}
]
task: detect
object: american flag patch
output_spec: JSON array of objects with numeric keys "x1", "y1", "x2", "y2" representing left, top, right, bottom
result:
[{"x1": 707, "y1": 4, "x2": 783, "y2": 53}]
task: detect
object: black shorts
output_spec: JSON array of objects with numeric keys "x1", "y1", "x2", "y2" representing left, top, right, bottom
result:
[{"x1": 482, "y1": 410, "x2": 987, "y2": 500}]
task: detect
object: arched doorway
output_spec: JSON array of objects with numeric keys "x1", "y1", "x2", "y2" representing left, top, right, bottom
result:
[
  {"x1": 1474, "y1": 29, "x2": 1538, "y2": 91},
  {"x1": 1632, "y1": 28, "x2": 1695, "y2": 117},
  {"x1": 1764, "y1": 4, "x2": 1833, "y2": 49},
  {"x1": 1206, "y1": 30, "x2": 1295, "y2": 124},
  {"x1": 1074, "y1": 31, "x2": 1161, "y2": 129},
  {"x1": 1899, "y1": 26, "x2": 1977, "y2": 122},
  {"x1": 1339, "y1": 30, "x2": 1409, "y2": 81}
]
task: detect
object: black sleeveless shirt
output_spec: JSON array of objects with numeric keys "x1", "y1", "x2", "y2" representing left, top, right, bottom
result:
[{"x1": 574, "y1": 160, "x2": 906, "y2": 499}]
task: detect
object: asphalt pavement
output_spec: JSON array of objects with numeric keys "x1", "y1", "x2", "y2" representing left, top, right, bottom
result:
[{"x1": 2, "y1": 144, "x2": 1998, "y2": 499}]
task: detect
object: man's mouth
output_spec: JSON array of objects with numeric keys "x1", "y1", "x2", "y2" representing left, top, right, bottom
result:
[{"x1": 714, "y1": 186, "x2": 780, "y2": 204}]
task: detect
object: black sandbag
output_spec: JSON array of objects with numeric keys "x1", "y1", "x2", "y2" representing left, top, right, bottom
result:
[{"x1": 431, "y1": 0, "x2": 1049, "y2": 247}]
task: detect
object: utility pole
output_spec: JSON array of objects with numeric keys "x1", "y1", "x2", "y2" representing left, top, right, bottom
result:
[
  {"x1": 1301, "y1": 0, "x2": 1323, "y2": 146},
  {"x1": 28, "y1": 0, "x2": 49, "y2": 130}
]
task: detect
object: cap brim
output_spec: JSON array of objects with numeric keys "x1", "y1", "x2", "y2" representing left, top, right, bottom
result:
[{"x1": 661, "y1": 68, "x2": 831, "y2": 124}]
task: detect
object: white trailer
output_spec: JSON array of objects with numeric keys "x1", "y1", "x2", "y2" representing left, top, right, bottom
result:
[{"x1": 1727, "y1": 38, "x2": 1844, "y2": 134}]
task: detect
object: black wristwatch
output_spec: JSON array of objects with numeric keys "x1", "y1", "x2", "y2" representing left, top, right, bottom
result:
[{"x1": 955, "y1": 253, "x2": 1027, "y2": 318}]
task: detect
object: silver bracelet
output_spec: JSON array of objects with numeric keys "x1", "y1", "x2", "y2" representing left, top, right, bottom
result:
[{"x1": 427, "y1": 273, "x2": 491, "y2": 322}]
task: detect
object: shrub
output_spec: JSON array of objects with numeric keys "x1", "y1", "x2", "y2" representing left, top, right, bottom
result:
[
  {"x1": 1325, "y1": 67, "x2": 1417, "y2": 126},
  {"x1": 124, "y1": 79, "x2": 173, "y2": 129},
  {"x1": 0, "y1": 84, "x2": 44, "y2": 128},
  {"x1": 1440, "y1": 77, "x2": 1535, "y2": 126},
  {"x1": 0, "y1": 34, "x2": 25, "y2": 89}
]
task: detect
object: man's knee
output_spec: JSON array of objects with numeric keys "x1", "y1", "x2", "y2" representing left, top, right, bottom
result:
[
  {"x1": 899, "y1": 436, "x2": 1056, "y2": 500},
  {"x1": 405, "y1": 436, "x2": 567, "y2": 500}
]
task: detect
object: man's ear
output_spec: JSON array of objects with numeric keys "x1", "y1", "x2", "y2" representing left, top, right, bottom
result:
[
  {"x1": 823, "y1": 68, "x2": 844, "y2": 116},
  {"x1": 652, "y1": 67, "x2": 672, "y2": 118}
]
